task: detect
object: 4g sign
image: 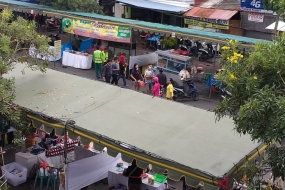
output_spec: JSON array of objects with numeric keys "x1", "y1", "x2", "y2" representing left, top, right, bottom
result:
[{"x1": 241, "y1": 0, "x2": 264, "y2": 11}]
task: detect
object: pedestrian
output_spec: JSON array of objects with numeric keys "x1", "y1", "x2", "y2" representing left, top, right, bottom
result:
[
  {"x1": 144, "y1": 64, "x2": 154, "y2": 94},
  {"x1": 93, "y1": 46, "x2": 105, "y2": 79},
  {"x1": 118, "y1": 53, "x2": 127, "y2": 87},
  {"x1": 166, "y1": 78, "x2": 174, "y2": 100},
  {"x1": 111, "y1": 57, "x2": 119, "y2": 85},
  {"x1": 156, "y1": 68, "x2": 167, "y2": 94},
  {"x1": 102, "y1": 59, "x2": 112, "y2": 83},
  {"x1": 123, "y1": 159, "x2": 143, "y2": 190},
  {"x1": 153, "y1": 77, "x2": 161, "y2": 97},
  {"x1": 130, "y1": 63, "x2": 143, "y2": 91},
  {"x1": 103, "y1": 47, "x2": 108, "y2": 65}
]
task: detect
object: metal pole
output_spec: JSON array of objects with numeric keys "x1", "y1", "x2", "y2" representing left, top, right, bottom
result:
[
  {"x1": 64, "y1": 119, "x2": 69, "y2": 190},
  {"x1": 114, "y1": 0, "x2": 116, "y2": 17}
]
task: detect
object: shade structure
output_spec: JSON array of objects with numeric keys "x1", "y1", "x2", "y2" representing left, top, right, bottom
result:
[
  {"x1": 265, "y1": 21, "x2": 285, "y2": 32},
  {"x1": 116, "y1": 0, "x2": 192, "y2": 12},
  {"x1": 0, "y1": 0, "x2": 267, "y2": 45},
  {"x1": 184, "y1": 7, "x2": 238, "y2": 20},
  {"x1": 4, "y1": 64, "x2": 264, "y2": 189}
]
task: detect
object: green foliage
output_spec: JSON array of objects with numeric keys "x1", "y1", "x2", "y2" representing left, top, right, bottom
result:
[
  {"x1": 164, "y1": 37, "x2": 177, "y2": 49},
  {"x1": 0, "y1": 9, "x2": 50, "y2": 126},
  {"x1": 39, "y1": 0, "x2": 104, "y2": 14},
  {"x1": 263, "y1": 0, "x2": 285, "y2": 17},
  {"x1": 215, "y1": 36, "x2": 285, "y2": 180}
]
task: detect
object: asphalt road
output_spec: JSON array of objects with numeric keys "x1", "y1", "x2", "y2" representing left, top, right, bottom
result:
[{"x1": 48, "y1": 62, "x2": 219, "y2": 112}]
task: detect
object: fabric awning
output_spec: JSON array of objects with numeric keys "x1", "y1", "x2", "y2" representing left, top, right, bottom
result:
[
  {"x1": 184, "y1": 7, "x2": 238, "y2": 20},
  {"x1": 5, "y1": 64, "x2": 265, "y2": 190},
  {"x1": 116, "y1": 0, "x2": 192, "y2": 12},
  {"x1": 265, "y1": 21, "x2": 285, "y2": 32}
]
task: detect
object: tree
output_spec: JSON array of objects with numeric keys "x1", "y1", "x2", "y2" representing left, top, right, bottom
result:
[
  {"x1": 215, "y1": 37, "x2": 285, "y2": 181},
  {"x1": 0, "y1": 9, "x2": 50, "y2": 129},
  {"x1": 39, "y1": 0, "x2": 104, "y2": 14},
  {"x1": 263, "y1": 0, "x2": 285, "y2": 39}
]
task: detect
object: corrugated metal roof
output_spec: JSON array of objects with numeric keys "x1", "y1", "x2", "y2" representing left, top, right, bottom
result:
[
  {"x1": 200, "y1": 0, "x2": 240, "y2": 10},
  {"x1": 184, "y1": 7, "x2": 237, "y2": 20},
  {"x1": 117, "y1": 0, "x2": 192, "y2": 12},
  {"x1": 1, "y1": 0, "x2": 266, "y2": 44}
]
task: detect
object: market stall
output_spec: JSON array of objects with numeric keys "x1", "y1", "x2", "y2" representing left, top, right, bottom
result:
[
  {"x1": 62, "y1": 51, "x2": 92, "y2": 69},
  {"x1": 108, "y1": 166, "x2": 167, "y2": 190},
  {"x1": 29, "y1": 45, "x2": 61, "y2": 62},
  {"x1": 61, "y1": 16, "x2": 135, "y2": 69}
]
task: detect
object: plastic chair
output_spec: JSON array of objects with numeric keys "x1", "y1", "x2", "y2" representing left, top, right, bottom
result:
[
  {"x1": 46, "y1": 167, "x2": 60, "y2": 190},
  {"x1": 33, "y1": 164, "x2": 48, "y2": 190}
]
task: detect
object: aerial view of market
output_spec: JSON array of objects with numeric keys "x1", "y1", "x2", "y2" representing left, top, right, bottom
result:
[{"x1": 0, "y1": 0, "x2": 284, "y2": 190}]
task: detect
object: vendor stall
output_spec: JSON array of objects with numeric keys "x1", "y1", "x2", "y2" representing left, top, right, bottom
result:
[
  {"x1": 108, "y1": 166, "x2": 167, "y2": 190},
  {"x1": 29, "y1": 46, "x2": 61, "y2": 62},
  {"x1": 62, "y1": 51, "x2": 92, "y2": 69}
]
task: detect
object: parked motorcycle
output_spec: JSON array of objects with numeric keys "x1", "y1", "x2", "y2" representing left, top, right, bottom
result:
[
  {"x1": 48, "y1": 34, "x2": 61, "y2": 46},
  {"x1": 198, "y1": 42, "x2": 214, "y2": 62},
  {"x1": 172, "y1": 79, "x2": 199, "y2": 101},
  {"x1": 179, "y1": 40, "x2": 201, "y2": 57},
  {"x1": 220, "y1": 88, "x2": 232, "y2": 101},
  {"x1": 46, "y1": 18, "x2": 61, "y2": 32}
]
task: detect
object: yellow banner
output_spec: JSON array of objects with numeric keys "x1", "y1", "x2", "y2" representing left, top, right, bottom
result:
[
  {"x1": 62, "y1": 17, "x2": 131, "y2": 43},
  {"x1": 184, "y1": 18, "x2": 229, "y2": 30}
]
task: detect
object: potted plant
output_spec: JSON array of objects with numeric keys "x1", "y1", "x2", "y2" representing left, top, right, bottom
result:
[{"x1": 163, "y1": 37, "x2": 177, "y2": 49}]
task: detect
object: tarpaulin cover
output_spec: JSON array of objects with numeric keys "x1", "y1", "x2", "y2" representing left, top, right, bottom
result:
[{"x1": 4, "y1": 64, "x2": 266, "y2": 190}]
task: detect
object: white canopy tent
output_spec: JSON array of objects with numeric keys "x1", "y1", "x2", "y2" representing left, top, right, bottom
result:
[
  {"x1": 265, "y1": 21, "x2": 285, "y2": 32},
  {"x1": 5, "y1": 64, "x2": 263, "y2": 189}
]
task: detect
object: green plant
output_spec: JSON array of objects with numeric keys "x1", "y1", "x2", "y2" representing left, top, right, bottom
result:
[
  {"x1": 0, "y1": 181, "x2": 10, "y2": 190},
  {"x1": 163, "y1": 37, "x2": 177, "y2": 49}
]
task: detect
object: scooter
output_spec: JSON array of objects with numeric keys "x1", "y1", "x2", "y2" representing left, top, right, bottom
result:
[
  {"x1": 172, "y1": 79, "x2": 199, "y2": 101},
  {"x1": 198, "y1": 42, "x2": 214, "y2": 62},
  {"x1": 220, "y1": 88, "x2": 232, "y2": 102},
  {"x1": 180, "y1": 40, "x2": 201, "y2": 57},
  {"x1": 46, "y1": 18, "x2": 61, "y2": 32},
  {"x1": 48, "y1": 34, "x2": 61, "y2": 46}
]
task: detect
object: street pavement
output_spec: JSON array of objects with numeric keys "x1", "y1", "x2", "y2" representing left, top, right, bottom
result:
[{"x1": 48, "y1": 62, "x2": 219, "y2": 111}]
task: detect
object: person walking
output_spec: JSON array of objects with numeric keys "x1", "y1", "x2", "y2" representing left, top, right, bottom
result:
[
  {"x1": 153, "y1": 77, "x2": 161, "y2": 97},
  {"x1": 118, "y1": 54, "x2": 127, "y2": 87},
  {"x1": 156, "y1": 68, "x2": 167, "y2": 95},
  {"x1": 93, "y1": 46, "x2": 105, "y2": 79},
  {"x1": 130, "y1": 63, "x2": 143, "y2": 91},
  {"x1": 111, "y1": 57, "x2": 119, "y2": 85},
  {"x1": 103, "y1": 47, "x2": 108, "y2": 65},
  {"x1": 166, "y1": 78, "x2": 174, "y2": 100},
  {"x1": 144, "y1": 64, "x2": 154, "y2": 94},
  {"x1": 102, "y1": 59, "x2": 112, "y2": 83}
]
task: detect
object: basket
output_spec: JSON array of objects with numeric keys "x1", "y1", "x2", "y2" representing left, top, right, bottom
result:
[{"x1": 153, "y1": 174, "x2": 167, "y2": 183}]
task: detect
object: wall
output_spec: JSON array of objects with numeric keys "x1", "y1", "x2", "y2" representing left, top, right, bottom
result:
[
  {"x1": 240, "y1": 11, "x2": 274, "y2": 39},
  {"x1": 221, "y1": 20, "x2": 244, "y2": 36},
  {"x1": 114, "y1": 3, "x2": 124, "y2": 18}
]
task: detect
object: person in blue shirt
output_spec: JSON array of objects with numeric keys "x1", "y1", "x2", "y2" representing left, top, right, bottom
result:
[{"x1": 111, "y1": 57, "x2": 119, "y2": 85}]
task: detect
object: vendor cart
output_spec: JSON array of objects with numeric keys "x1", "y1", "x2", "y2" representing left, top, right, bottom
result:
[{"x1": 155, "y1": 50, "x2": 194, "y2": 74}]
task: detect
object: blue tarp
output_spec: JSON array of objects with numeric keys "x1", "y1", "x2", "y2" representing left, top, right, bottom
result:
[{"x1": 2, "y1": 0, "x2": 270, "y2": 45}]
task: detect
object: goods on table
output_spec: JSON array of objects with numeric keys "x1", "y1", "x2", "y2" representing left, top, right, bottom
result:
[
  {"x1": 153, "y1": 173, "x2": 167, "y2": 183},
  {"x1": 60, "y1": 172, "x2": 65, "y2": 189}
]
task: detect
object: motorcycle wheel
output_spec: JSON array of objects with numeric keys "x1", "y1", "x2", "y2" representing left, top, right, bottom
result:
[{"x1": 192, "y1": 92, "x2": 199, "y2": 101}]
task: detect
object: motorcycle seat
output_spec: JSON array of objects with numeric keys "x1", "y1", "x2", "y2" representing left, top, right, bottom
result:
[{"x1": 174, "y1": 85, "x2": 184, "y2": 89}]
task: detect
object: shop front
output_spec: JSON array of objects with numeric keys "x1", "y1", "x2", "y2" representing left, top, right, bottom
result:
[
  {"x1": 60, "y1": 17, "x2": 134, "y2": 69},
  {"x1": 184, "y1": 7, "x2": 244, "y2": 36}
]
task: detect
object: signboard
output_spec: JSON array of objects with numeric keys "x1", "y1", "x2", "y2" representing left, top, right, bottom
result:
[
  {"x1": 248, "y1": 13, "x2": 264, "y2": 22},
  {"x1": 53, "y1": 40, "x2": 62, "y2": 59},
  {"x1": 62, "y1": 17, "x2": 131, "y2": 43},
  {"x1": 184, "y1": 18, "x2": 229, "y2": 29},
  {"x1": 240, "y1": 0, "x2": 264, "y2": 11}
]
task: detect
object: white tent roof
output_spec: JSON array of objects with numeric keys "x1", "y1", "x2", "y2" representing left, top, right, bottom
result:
[
  {"x1": 6, "y1": 64, "x2": 259, "y2": 183},
  {"x1": 265, "y1": 21, "x2": 285, "y2": 32}
]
